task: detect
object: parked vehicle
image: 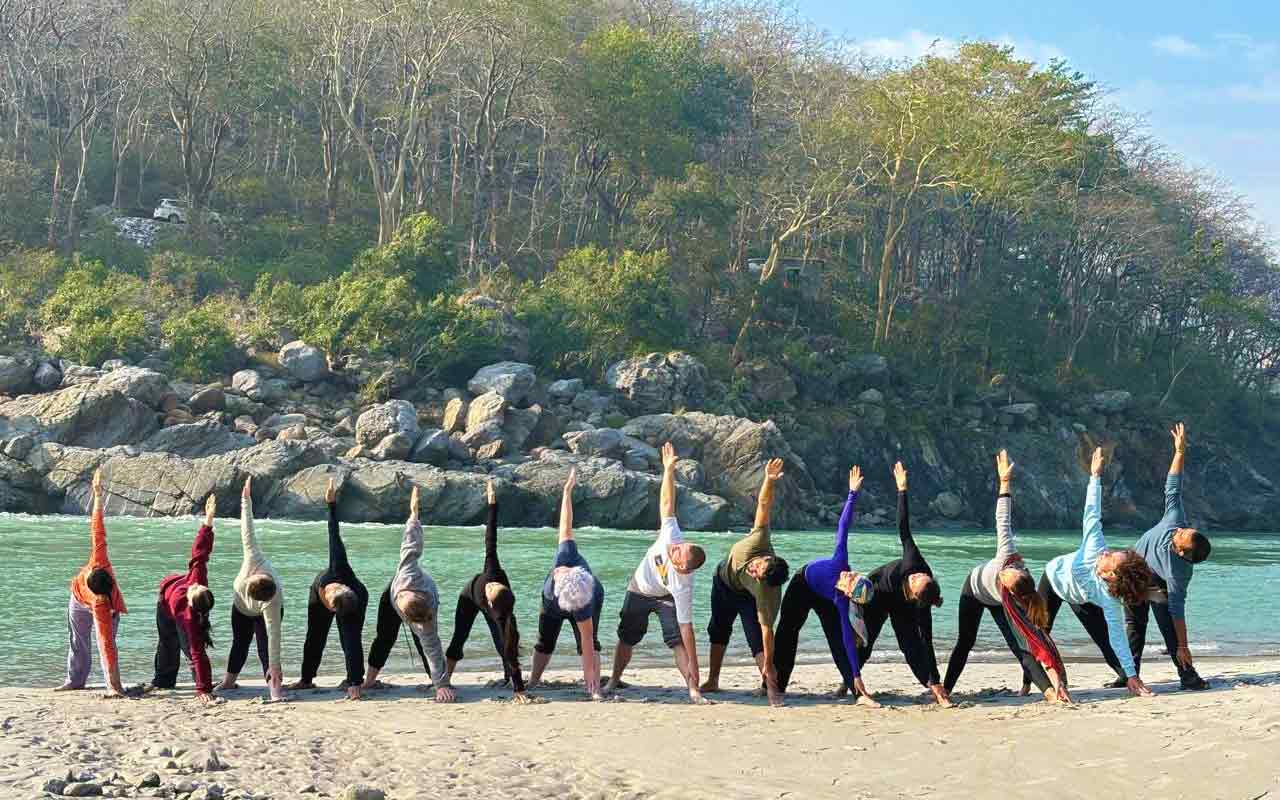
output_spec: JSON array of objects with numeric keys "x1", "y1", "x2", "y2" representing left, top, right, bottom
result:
[{"x1": 152, "y1": 198, "x2": 221, "y2": 224}]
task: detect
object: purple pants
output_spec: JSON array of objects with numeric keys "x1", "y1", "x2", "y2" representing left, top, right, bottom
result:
[{"x1": 65, "y1": 594, "x2": 118, "y2": 689}]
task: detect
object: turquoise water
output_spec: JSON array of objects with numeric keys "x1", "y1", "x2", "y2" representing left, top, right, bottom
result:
[{"x1": 2, "y1": 513, "x2": 1278, "y2": 687}]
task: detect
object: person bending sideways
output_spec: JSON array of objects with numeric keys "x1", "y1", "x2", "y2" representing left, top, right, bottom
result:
[
  {"x1": 605, "y1": 443, "x2": 711, "y2": 704},
  {"x1": 151, "y1": 494, "x2": 217, "y2": 704},
  {"x1": 289, "y1": 478, "x2": 369, "y2": 700},
  {"x1": 942, "y1": 451, "x2": 1071, "y2": 703},
  {"x1": 527, "y1": 468, "x2": 605, "y2": 700},
  {"x1": 848, "y1": 462, "x2": 953, "y2": 707},
  {"x1": 1115, "y1": 423, "x2": 1211, "y2": 691},
  {"x1": 58, "y1": 469, "x2": 127, "y2": 698},
  {"x1": 363, "y1": 486, "x2": 455, "y2": 703},
  {"x1": 772, "y1": 465, "x2": 879, "y2": 706},
  {"x1": 444, "y1": 479, "x2": 530, "y2": 704},
  {"x1": 218, "y1": 477, "x2": 285, "y2": 701},
  {"x1": 1034, "y1": 447, "x2": 1154, "y2": 698},
  {"x1": 702, "y1": 458, "x2": 791, "y2": 707}
]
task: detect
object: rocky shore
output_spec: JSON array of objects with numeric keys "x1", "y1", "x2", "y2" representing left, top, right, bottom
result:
[{"x1": 2, "y1": 347, "x2": 1277, "y2": 530}]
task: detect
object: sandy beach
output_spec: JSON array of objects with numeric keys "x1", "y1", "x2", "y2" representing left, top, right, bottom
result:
[{"x1": 2, "y1": 656, "x2": 1277, "y2": 800}]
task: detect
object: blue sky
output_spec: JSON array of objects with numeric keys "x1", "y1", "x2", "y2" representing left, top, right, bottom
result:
[{"x1": 798, "y1": 0, "x2": 1280, "y2": 242}]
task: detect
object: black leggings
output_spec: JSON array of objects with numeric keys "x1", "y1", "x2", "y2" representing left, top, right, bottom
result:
[
  {"x1": 226, "y1": 604, "x2": 272, "y2": 677},
  {"x1": 1125, "y1": 600, "x2": 1201, "y2": 683},
  {"x1": 943, "y1": 589, "x2": 1050, "y2": 693},
  {"x1": 1037, "y1": 573, "x2": 1125, "y2": 682},
  {"x1": 367, "y1": 586, "x2": 431, "y2": 675},
  {"x1": 855, "y1": 601, "x2": 941, "y2": 688},
  {"x1": 446, "y1": 595, "x2": 506, "y2": 666},
  {"x1": 152, "y1": 601, "x2": 190, "y2": 689},
  {"x1": 773, "y1": 566, "x2": 856, "y2": 693}
]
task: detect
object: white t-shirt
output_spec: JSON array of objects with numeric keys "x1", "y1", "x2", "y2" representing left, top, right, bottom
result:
[{"x1": 630, "y1": 518, "x2": 694, "y2": 624}]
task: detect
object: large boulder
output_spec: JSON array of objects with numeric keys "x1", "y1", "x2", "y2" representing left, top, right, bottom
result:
[
  {"x1": 619, "y1": 411, "x2": 817, "y2": 527},
  {"x1": 409, "y1": 428, "x2": 449, "y2": 467},
  {"x1": 278, "y1": 341, "x2": 329, "y2": 382},
  {"x1": 187, "y1": 385, "x2": 226, "y2": 414},
  {"x1": 0, "y1": 383, "x2": 158, "y2": 448},
  {"x1": 0, "y1": 355, "x2": 34, "y2": 395},
  {"x1": 547, "y1": 379, "x2": 584, "y2": 402},
  {"x1": 736, "y1": 359, "x2": 798, "y2": 404},
  {"x1": 1090, "y1": 390, "x2": 1133, "y2": 414},
  {"x1": 466, "y1": 391, "x2": 507, "y2": 433},
  {"x1": 231, "y1": 369, "x2": 272, "y2": 402},
  {"x1": 467, "y1": 362, "x2": 537, "y2": 405},
  {"x1": 442, "y1": 397, "x2": 468, "y2": 434},
  {"x1": 95, "y1": 367, "x2": 170, "y2": 408},
  {"x1": 355, "y1": 400, "x2": 419, "y2": 448},
  {"x1": 563, "y1": 428, "x2": 624, "y2": 458},
  {"x1": 371, "y1": 432, "x2": 413, "y2": 461},
  {"x1": 605, "y1": 352, "x2": 707, "y2": 414},
  {"x1": 931, "y1": 490, "x2": 965, "y2": 520},
  {"x1": 498, "y1": 451, "x2": 729, "y2": 530},
  {"x1": 0, "y1": 452, "x2": 48, "y2": 512},
  {"x1": 271, "y1": 462, "x2": 490, "y2": 524},
  {"x1": 139, "y1": 420, "x2": 256, "y2": 458},
  {"x1": 33, "y1": 361, "x2": 63, "y2": 391},
  {"x1": 502, "y1": 404, "x2": 542, "y2": 451}
]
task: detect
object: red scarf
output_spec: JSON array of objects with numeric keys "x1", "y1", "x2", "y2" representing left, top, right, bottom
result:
[{"x1": 999, "y1": 555, "x2": 1067, "y2": 684}]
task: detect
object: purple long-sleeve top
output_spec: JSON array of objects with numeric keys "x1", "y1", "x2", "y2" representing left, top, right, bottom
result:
[{"x1": 803, "y1": 490, "x2": 861, "y2": 681}]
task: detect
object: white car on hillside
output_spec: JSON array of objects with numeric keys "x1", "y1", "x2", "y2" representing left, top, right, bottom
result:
[{"x1": 153, "y1": 198, "x2": 221, "y2": 224}]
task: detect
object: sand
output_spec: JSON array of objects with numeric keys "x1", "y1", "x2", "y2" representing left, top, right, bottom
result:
[{"x1": 1, "y1": 657, "x2": 1277, "y2": 800}]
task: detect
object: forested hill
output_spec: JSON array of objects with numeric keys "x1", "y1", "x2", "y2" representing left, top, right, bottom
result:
[{"x1": 2, "y1": 0, "x2": 1280, "y2": 523}]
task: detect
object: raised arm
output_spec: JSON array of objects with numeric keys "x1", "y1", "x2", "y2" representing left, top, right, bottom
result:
[
  {"x1": 893, "y1": 462, "x2": 923, "y2": 565},
  {"x1": 89, "y1": 469, "x2": 108, "y2": 566},
  {"x1": 834, "y1": 466, "x2": 863, "y2": 562},
  {"x1": 483, "y1": 479, "x2": 501, "y2": 574},
  {"x1": 1165, "y1": 423, "x2": 1187, "y2": 525},
  {"x1": 188, "y1": 494, "x2": 216, "y2": 586},
  {"x1": 753, "y1": 458, "x2": 785, "y2": 531},
  {"x1": 399, "y1": 486, "x2": 424, "y2": 572},
  {"x1": 660, "y1": 443, "x2": 678, "y2": 520},
  {"x1": 558, "y1": 468, "x2": 577, "y2": 543},
  {"x1": 1083, "y1": 448, "x2": 1106, "y2": 558},
  {"x1": 240, "y1": 477, "x2": 262, "y2": 564},
  {"x1": 995, "y1": 450, "x2": 1016, "y2": 559},
  {"x1": 326, "y1": 478, "x2": 352, "y2": 576}
]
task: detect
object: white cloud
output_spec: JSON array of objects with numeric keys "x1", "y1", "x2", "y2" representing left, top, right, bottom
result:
[
  {"x1": 994, "y1": 34, "x2": 1066, "y2": 66},
  {"x1": 1226, "y1": 74, "x2": 1280, "y2": 104},
  {"x1": 856, "y1": 29, "x2": 957, "y2": 62},
  {"x1": 1151, "y1": 35, "x2": 1204, "y2": 57}
]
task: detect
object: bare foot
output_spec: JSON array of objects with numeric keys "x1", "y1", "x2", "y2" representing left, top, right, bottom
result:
[
  {"x1": 699, "y1": 679, "x2": 721, "y2": 693},
  {"x1": 54, "y1": 683, "x2": 84, "y2": 692},
  {"x1": 603, "y1": 679, "x2": 623, "y2": 694},
  {"x1": 750, "y1": 685, "x2": 767, "y2": 698},
  {"x1": 855, "y1": 693, "x2": 882, "y2": 708},
  {"x1": 217, "y1": 679, "x2": 238, "y2": 691},
  {"x1": 285, "y1": 679, "x2": 315, "y2": 691},
  {"x1": 1018, "y1": 683, "x2": 1031, "y2": 697}
]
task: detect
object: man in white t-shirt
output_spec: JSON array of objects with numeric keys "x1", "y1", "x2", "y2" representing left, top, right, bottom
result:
[{"x1": 604, "y1": 442, "x2": 711, "y2": 704}]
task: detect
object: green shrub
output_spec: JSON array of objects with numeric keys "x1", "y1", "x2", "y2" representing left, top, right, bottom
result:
[
  {"x1": 409, "y1": 295, "x2": 502, "y2": 383},
  {"x1": 0, "y1": 249, "x2": 67, "y2": 341},
  {"x1": 357, "y1": 213, "x2": 456, "y2": 298},
  {"x1": 299, "y1": 267, "x2": 420, "y2": 357},
  {"x1": 162, "y1": 299, "x2": 241, "y2": 380},
  {"x1": 245, "y1": 274, "x2": 309, "y2": 348},
  {"x1": 518, "y1": 246, "x2": 686, "y2": 375},
  {"x1": 39, "y1": 264, "x2": 150, "y2": 365}
]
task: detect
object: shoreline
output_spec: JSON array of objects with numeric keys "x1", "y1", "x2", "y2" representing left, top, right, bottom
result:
[{"x1": 3, "y1": 658, "x2": 1277, "y2": 799}]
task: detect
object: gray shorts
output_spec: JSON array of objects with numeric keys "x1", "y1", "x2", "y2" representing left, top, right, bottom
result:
[{"x1": 617, "y1": 587, "x2": 681, "y2": 649}]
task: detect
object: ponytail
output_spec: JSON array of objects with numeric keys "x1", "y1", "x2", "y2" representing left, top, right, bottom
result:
[
  {"x1": 501, "y1": 612, "x2": 521, "y2": 673},
  {"x1": 1010, "y1": 572, "x2": 1048, "y2": 629}
]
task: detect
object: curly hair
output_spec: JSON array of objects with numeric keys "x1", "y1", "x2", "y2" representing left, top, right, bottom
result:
[
  {"x1": 1104, "y1": 550, "x2": 1152, "y2": 607},
  {"x1": 554, "y1": 566, "x2": 596, "y2": 614}
]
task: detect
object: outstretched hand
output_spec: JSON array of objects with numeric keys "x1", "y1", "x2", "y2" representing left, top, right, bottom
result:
[
  {"x1": 409, "y1": 485, "x2": 420, "y2": 520},
  {"x1": 848, "y1": 465, "x2": 864, "y2": 493},
  {"x1": 996, "y1": 449, "x2": 1015, "y2": 485},
  {"x1": 486, "y1": 478, "x2": 496, "y2": 506},
  {"x1": 92, "y1": 468, "x2": 104, "y2": 499},
  {"x1": 325, "y1": 477, "x2": 337, "y2": 505},
  {"x1": 1090, "y1": 447, "x2": 1105, "y2": 477},
  {"x1": 893, "y1": 461, "x2": 908, "y2": 492},
  {"x1": 1171, "y1": 422, "x2": 1187, "y2": 453},
  {"x1": 564, "y1": 467, "x2": 577, "y2": 493},
  {"x1": 242, "y1": 475, "x2": 252, "y2": 499},
  {"x1": 764, "y1": 458, "x2": 785, "y2": 483},
  {"x1": 204, "y1": 494, "x2": 216, "y2": 526},
  {"x1": 662, "y1": 442, "x2": 678, "y2": 472}
]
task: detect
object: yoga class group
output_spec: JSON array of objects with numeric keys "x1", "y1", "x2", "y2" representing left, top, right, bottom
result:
[{"x1": 58, "y1": 423, "x2": 1211, "y2": 708}]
